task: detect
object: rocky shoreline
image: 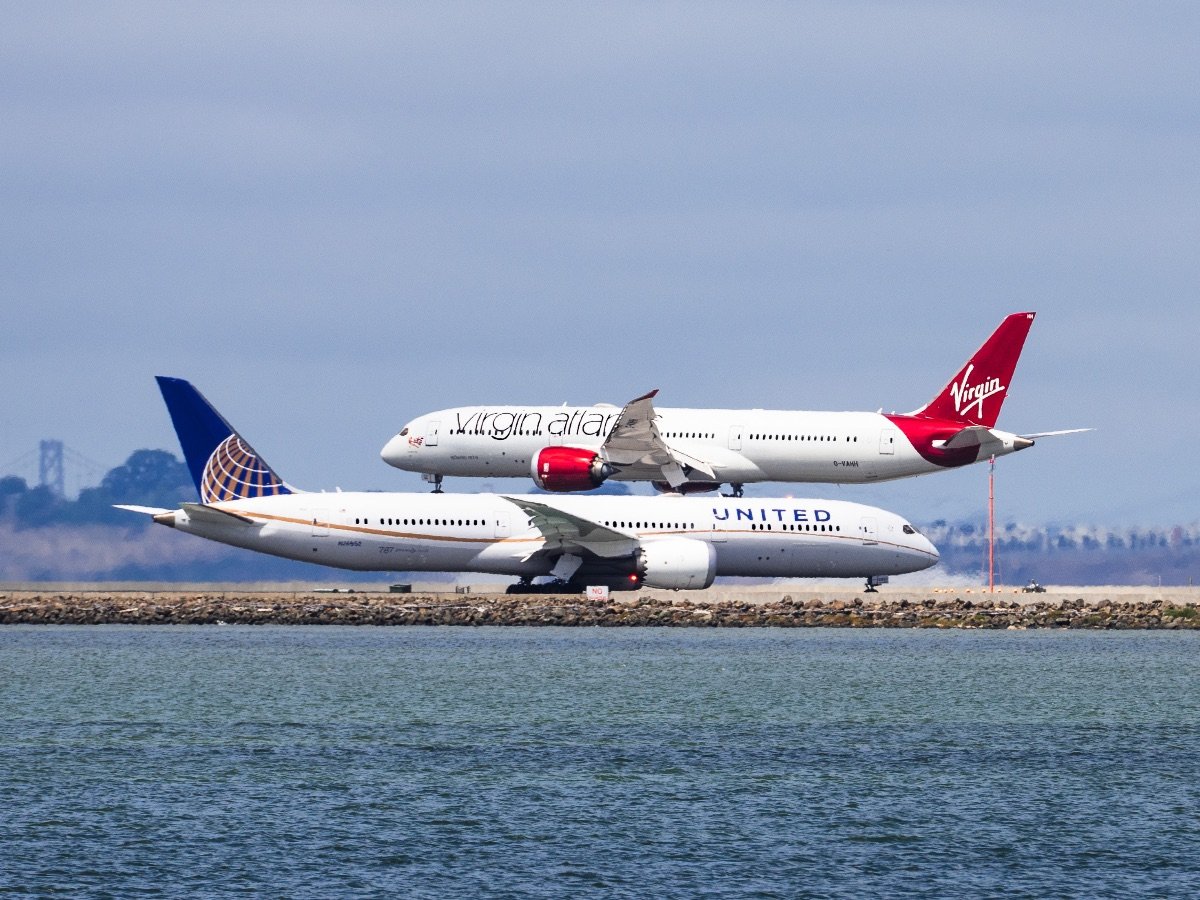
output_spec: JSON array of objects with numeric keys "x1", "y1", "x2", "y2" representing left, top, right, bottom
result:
[{"x1": 1, "y1": 590, "x2": 1198, "y2": 628}]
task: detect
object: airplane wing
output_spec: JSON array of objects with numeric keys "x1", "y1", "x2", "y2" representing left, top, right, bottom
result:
[
  {"x1": 503, "y1": 496, "x2": 639, "y2": 560},
  {"x1": 601, "y1": 390, "x2": 716, "y2": 487}
]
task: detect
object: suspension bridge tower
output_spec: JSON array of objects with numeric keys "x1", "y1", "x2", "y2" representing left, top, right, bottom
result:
[{"x1": 39, "y1": 439, "x2": 65, "y2": 497}]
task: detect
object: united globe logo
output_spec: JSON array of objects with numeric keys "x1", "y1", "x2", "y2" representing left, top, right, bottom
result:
[{"x1": 201, "y1": 434, "x2": 290, "y2": 503}]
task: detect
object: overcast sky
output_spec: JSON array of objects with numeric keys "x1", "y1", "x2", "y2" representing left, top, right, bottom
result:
[{"x1": 2, "y1": 3, "x2": 1197, "y2": 526}]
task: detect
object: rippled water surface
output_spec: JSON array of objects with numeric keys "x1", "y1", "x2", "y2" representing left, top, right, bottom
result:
[{"x1": 2, "y1": 626, "x2": 1198, "y2": 898}]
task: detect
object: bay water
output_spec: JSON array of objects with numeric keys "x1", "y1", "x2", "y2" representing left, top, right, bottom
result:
[{"x1": 1, "y1": 626, "x2": 1198, "y2": 897}]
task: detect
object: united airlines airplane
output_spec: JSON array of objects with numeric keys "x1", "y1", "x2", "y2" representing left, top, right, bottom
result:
[
  {"x1": 383, "y1": 312, "x2": 1087, "y2": 496},
  {"x1": 117, "y1": 378, "x2": 939, "y2": 592}
]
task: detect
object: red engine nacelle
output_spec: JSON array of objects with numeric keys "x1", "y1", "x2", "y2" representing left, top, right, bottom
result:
[{"x1": 531, "y1": 446, "x2": 615, "y2": 492}]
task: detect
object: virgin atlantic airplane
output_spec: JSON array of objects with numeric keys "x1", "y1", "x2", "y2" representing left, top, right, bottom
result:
[{"x1": 383, "y1": 312, "x2": 1087, "y2": 495}]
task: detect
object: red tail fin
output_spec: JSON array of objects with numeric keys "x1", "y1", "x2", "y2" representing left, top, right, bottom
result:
[{"x1": 913, "y1": 312, "x2": 1035, "y2": 427}]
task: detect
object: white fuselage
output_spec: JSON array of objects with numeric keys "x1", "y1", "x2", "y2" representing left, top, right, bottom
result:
[
  {"x1": 383, "y1": 406, "x2": 1029, "y2": 485},
  {"x1": 158, "y1": 492, "x2": 938, "y2": 582}
]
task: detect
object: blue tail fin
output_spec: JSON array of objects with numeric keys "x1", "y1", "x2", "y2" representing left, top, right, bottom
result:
[{"x1": 155, "y1": 376, "x2": 293, "y2": 503}]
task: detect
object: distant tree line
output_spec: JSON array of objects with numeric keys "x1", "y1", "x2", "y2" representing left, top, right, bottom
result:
[{"x1": 0, "y1": 450, "x2": 194, "y2": 528}]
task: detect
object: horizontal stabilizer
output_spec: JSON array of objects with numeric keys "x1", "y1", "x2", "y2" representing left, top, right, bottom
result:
[
  {"x1": 937, "y1": 426, "x2": 994, "y2": 450},
  {"x1": 113, "y1": 504, "x2": 172, "y2": 517},
  {"x1": 935, "y1": 426, "x2": 1052, "y2": 453},
  {"x1": 180, "y1": 502, "x2": 257, "y2": 526},
  {"x1": 1019, "y1": 428, "x2": 1093, "y2": 439}
]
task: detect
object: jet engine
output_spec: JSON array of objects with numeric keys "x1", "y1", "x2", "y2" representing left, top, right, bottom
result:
[
  {"x1": 531, "y1": 446, "x2": 615, "y2": 492},
  {"x1": 637, "y1": 539, "x2": 717, "y2": 590}
]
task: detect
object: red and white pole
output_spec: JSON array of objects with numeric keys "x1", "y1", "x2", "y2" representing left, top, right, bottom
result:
[{"x1": 988, "y1": 455, "x2": 995, "y2": 593}]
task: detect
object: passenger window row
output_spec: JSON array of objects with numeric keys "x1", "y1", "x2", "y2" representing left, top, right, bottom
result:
[
  {"x1": 749, "y1": 434, "x2": 858, "y2": 442},
  {"x1": 602, "y1": 522, "x2": 694, "y2": 531},
  {"x1": 355, "y1": 518, "x2": 486, "y2": 527},
  {"x1": 750, "y1": 523, "x2": 840, "y2": 532},
  {"x1": 352, "y1": 518, "x2": 841, "y2": 534}
]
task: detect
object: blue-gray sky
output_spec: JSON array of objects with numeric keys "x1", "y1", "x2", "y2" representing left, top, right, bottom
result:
[{"x1": 2, "y1": 3, "x2": 1197, "y2": 525}]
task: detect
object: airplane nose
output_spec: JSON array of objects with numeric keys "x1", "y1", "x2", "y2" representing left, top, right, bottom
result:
[
  {"x1": 927, "y1": 537, "x2": 940, "y2": 559},
  {"x1": 381, "y1": 433, "x2": 406, "y2": 465},
  {"x1": 920, "y1": 534, "x2": 940, "y2": 564}
]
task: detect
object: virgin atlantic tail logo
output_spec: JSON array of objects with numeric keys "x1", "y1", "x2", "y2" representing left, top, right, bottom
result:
[
  {"x1": 201, "y1": 434, "x2": 290, "y2": 503},
  {"x1": 949, "y1": 364, "x2": 1006, "y2": 421}
]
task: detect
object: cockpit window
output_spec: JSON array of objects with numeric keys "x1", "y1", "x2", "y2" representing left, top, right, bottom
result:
[
  {"x1": 903, "y1": 524, "x2": 918, "y2": 535},
  {"x1": 399, "y1": 427, "x2": 409, "y2": 437}
]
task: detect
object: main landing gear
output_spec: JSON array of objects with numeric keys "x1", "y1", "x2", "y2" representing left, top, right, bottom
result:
[
  {"x1": 506, "y1": 577, "x2": 573, "y2": 595},
  {"x1": 722, "y1": 483, "x2": 745, "y2": 498}
]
